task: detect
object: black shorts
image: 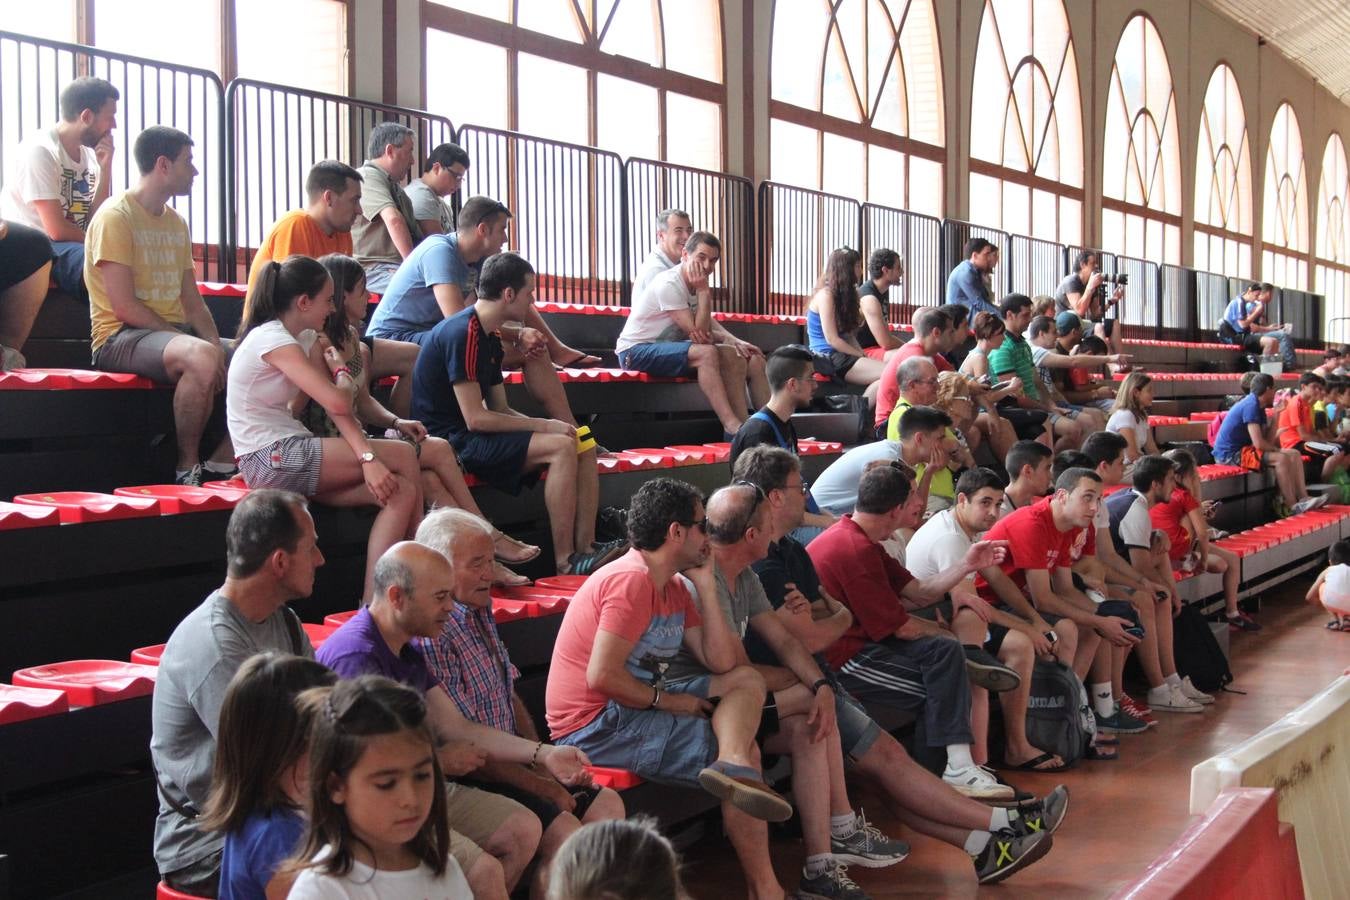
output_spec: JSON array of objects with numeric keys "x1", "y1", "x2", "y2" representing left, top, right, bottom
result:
[
  {"x1": 813, "y1": 349, "x2": 859, "y2": 378},
  {"x1": 450, "y1": 430, "x2": 538, "y2": 495},
  {"x1": 458, "y1": 779, "x2": 604, "y2": 828},
  {"x1": 997, "y1": 404, "x2": 1050, "y2": 441},
  {"x1": 0, "y1": 222, "x2": 53, "y2": 291}
]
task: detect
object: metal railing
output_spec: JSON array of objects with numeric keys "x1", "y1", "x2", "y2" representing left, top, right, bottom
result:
[
  {"x1": 756, "y1": 182, "x2": 861, "y2": 319},
  {"x1": 624, "y1": 157, "x2": 754, "y2": 312},
  {"x1": 225, "y1": 78, "x2": 455, "y2": 281},
  {"x1": 1005, "y1": 234, "x2": 1068, "y2": 300},
  {"x1": 939, "y1": 219, "x2": 1010, "y2": 298},
  {"x1": 860, "y1": 203, "x2": 942, "y2": 323},
  {"x1": 0, "y1": 30, "x2": 228, "y2": 278},
  {"x1": 458, "y1": 124, "x2": 626, "y2": 307},
  {"x1": 1270, "y1": 287, "x2": 1324, "y2": 346}
]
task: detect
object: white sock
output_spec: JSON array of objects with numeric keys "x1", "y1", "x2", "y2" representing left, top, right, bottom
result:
[
  {"x1": 1165, "y1": 673, "x2": 1182, "y2": 688},
  {"x1": 203, "y1": 460, "x2": 235, "y2": 473},
  {"x1": 1091, "y1": 682, "x2": 1114, "y2": 718},
  {"x1": 988, "y1": 807, "x2": 1012, "y2": 831},
  {"x1": 946, "y1": 744, "x2": 975, "y2": 771},
  {"x1": 830, "y1": 812, "x2": 857, "y2": 839},
  {"x1": 804, "y1": 854, "x2": 833, "y2": 878},
  {"x1": 964, "y1": 831, "x2": 991, "y2": 855}
]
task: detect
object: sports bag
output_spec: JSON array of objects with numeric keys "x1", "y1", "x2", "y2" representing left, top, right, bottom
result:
[
  {"x1": 1172, "y1": 603, "x2": 1234, "y2": 692},
  {"x1": 1024, "y1": 659, "x2": 1096, "y2": 769}
]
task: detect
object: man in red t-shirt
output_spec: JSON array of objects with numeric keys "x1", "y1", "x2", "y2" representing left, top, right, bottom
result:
[
  {"x1": 977, "y1": 467, "x2": 1140, "y2": 687},
  {"x1": 1277, "y1": 371, "x2": 1350, "y2": 481},
  {"x1": 875, "y1": 307, "x2": 955, "y2": 429},
  {"x1": 807, "y1": 464, "x2": 1021, "y2": 800}
]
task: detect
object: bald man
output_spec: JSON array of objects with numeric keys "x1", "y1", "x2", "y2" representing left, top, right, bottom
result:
[{"x1": 318, "y1": 541, "x2": 593, "y2": 899}]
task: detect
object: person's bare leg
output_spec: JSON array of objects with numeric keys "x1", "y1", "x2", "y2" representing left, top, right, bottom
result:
[
  {"x1": 465, "y1": 852, "x2": 509, "y2": 900},
  {"x1": 843, "y1": 356, "x2": 886, "y2": 386},
  {"x1": 1071, "y1": 625, "x2": 1102, "y2": 682},
  {"x1": 529, "y1": 813, "x2": 581, "y2": 900},
  {"x1": 525, "y1": 434, "x2": 578, "y2": 568},
  {"x1": 0, "y1": 260, "x2": 52, "y2": 352},
  {"x1": 716, "y1": 345, "x2": 751, "y2": 420},
  {"x1": 1209, "y1": 548, "x2": 1240, "y2": 617},
  {"x1": 1129, "y1": 591, "x2": 1165, "y2": 688},
  {"x1": 1154, "y1": 594, "x2": 1178, "y2": 677},
  {"x1": 573, "y1": 448, "x2": 600, "y2": 550},
  {"x1": 688, "y1": 343, "x2": 744, "y2": 433},
  {"x1": 518, "y1": 350, "x2": 579, "y2": 426},
  {"x1": 705, "y1": 666, "x2": 768, "y2": 768},
  {"x1": 313, "y1": 437, "x2": 423, "y2": 602},
  {"x1": 162, "y1": 334, "x2": 225, "y2": 469},
  {"x1": 950, "y1": 609, "x2": 989, "y2": 764},
  {"x1": 478, "y1": 809, "x2": 542, "y2": 893},
  {"x1": 766, "y1": 684, "x2": 846, "y2": 860},
  {"x1": 746, "y1": 353, "x2": 770, "y2": 409},
  {"x1": 369, "y1": 338, "x2": 420, "y2": 418},
  {"x1": 997, "y1": 631, "x2": 1055, "y2": 767},
  {"x1": 853, "y1": 733, "x2": 995, "y2": 834},
  {"x1": 723, "y1": 803, "x2": 787, "y2": 900},
  {"x1": 1270, "y1": 454, "x2": 1298, "y2": 506}
]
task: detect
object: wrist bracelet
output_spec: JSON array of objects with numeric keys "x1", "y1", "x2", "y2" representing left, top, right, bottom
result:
[
  {"x1": 810, "y1": 678, "x2": 830, "y2": 694},
  {"x1": 333, "y1": 366, "x2": 352, "y2": 380},
  {"x1": 390, "y1": 417, "x2": 400, "y2": 429},
  {"x1": 530, "y1": 741, "x2": 544, "y2": 767},
  {"x1": 649, "y1": 686, "x2": 661, "y2": 709}
]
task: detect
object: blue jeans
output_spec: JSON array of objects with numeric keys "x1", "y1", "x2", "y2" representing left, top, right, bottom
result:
[
  {"x1": 1262, "y1": 329, "x2": 1297, "y2": 369},
  {"x1": 51, "y1": 240, "x2": 88, "y2": 302}
]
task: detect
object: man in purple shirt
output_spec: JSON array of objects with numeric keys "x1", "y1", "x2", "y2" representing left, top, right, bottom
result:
[
  {"x1": 413, "y1": 508, "x2": 625, "y2": 899},
  {"x1": 318, "y1": 541, "x2": 592, "y2": 900}
]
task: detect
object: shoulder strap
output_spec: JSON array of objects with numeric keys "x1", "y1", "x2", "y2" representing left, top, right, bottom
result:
[
  {"x1": 749, "y1": 410, "x2": 791, "y2": 451},
  {"x1": 282, "y1": 605, "x2": 306, "y2": 656}
]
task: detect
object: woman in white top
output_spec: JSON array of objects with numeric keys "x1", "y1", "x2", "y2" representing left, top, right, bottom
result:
[
  {"x1": 227, "y1": 255, "x2": 422, "y2": 603},
  {"x1": 1106, "y1": 371, "x2": 1160, "y2": 465}
]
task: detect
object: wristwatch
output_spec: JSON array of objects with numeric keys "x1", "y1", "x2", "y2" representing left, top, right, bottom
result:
[{"x1": 359, "y1": 451, "x2": 376, "y2": 465}]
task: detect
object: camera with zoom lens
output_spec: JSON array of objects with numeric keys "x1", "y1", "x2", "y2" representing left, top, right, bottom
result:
[{"x1": 1098, "y1": 272, "x2": 1128, "y2": 286}]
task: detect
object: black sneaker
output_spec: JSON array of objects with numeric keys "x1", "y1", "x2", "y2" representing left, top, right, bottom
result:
[
  {"x1": 563, "y1": 544, "x2": 625, "y2": 576},
  {"x1": 797, "y1": 860, "x2": 870, "y2": 899},
  {"x1": 973, "y1": 829, "x2": 1053, "y2": 884},
  {"x1": 175, "y1": 464, "x2": 203, "y2": 487},
  {"x1": 594, "y1": 506, "x2": 628, "y2": 542},
  {"x1": 1013, "y1": 785, "x2": 1069, "y2": 836},
  {"x1": 962, "y1": 645, "x2": 1021, "y2": 692}
]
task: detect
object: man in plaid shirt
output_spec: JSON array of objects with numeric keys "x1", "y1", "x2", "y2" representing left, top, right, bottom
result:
[{"x1": 414, "y1": 507, "x2": 625, "y2": 898}]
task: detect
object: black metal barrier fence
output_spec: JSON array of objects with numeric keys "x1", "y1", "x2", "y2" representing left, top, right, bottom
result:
[
  {"x1": 756, "y1": 182, "x2": 861, "y2": 319},
  {"x1": 861, "y1": 203, "x2": 942, "y2": 323}
]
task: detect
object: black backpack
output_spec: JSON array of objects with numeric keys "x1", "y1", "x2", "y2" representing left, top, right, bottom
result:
[
  {"x1": 1172, "y1": 603, "x2": 1234, "y2": 692},
  {"x1": 1024, "y1": 660, "x2": 1095, "y2": 769}
]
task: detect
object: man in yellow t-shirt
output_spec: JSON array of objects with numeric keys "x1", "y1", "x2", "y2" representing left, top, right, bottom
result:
[
  {"x1": 245, "y1": 159, "x2": 362, "y2": 290},
  {"x1": 885, "y1": 356, "x2": 959, "y2": 515},
  {"x1": 86, "y1": 125, "x2": 231, "y2": 486}
]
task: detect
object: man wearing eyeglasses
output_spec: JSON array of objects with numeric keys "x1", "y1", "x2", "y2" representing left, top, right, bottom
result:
[
  {"x1": 405, "y1": 142, "x2": 469, "y2": 236},
  {"x1": 732, "y1": 446, "x2": 1066, "y2": 885},
  {"x1": 664, "y1": 481, "x2": 910, "y2": 897}
]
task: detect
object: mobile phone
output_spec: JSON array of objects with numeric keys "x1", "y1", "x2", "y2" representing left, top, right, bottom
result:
[{"x1": 1125, "y1": 624, "x2": 1146, "y2": 640}]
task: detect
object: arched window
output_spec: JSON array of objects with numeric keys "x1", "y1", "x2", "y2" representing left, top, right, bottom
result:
[
  {"x1": 1101, "y1": 15, "x2": 1180, "y2": 264},
  {"x1": 1262, "y1": 102, "x2": 1309, "y2": 289},
  {"x1": 768, "y1": 0, "x2": 945, "y2": 216},
  {"x1": 1194, "y1": 64, "x2": 1252, "y2": 277},
  {"x1": 968, "y1": 0, "x2": 1083, "y2": 242},
  {"x1": 424, "y1": 1, "x2": 725, "y2": 170},
  {"x1": 1316, "y1": 134, "x2": 1350, "y2": 340}
]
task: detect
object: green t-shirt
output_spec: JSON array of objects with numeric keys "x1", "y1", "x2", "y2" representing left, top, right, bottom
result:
[{"x1": 987, "y1": 332, "x2": 1040, "y2": 401}]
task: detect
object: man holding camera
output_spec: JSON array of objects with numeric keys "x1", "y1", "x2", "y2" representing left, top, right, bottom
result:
[{"x1": 1055, "y1": 251, "x2": 1125, "y2": 367}]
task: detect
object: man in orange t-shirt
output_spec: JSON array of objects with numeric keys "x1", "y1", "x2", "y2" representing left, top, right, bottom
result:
[
  {"x1": 1277, "y1": 371, "x2": 1350, "y2": 481},
  {"x1": 245, "y1": 160, "x2": 362, "y2": 290}
]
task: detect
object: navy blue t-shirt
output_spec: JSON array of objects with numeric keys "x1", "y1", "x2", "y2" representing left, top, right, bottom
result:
[
  {"x1": 219, "y1": 807, "x2": 304, "y2": 900},
  {"x1": 1213, "y1": 392, "x2": 1266, "y2": 460},
  {"x1": 411, "y1": 306, "x2": 505, "y2": 441}
]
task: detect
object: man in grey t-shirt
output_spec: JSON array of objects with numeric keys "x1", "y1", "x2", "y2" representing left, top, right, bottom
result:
[
  {"x1": 405, "y1": 142, "x2": 469, "y2": 237},
  {"x1": 150, "y1": 490, "x2": 323, "y2": 895},
  {"x1": 352, "y1": 122, "x2": 424, "y2": 292}
]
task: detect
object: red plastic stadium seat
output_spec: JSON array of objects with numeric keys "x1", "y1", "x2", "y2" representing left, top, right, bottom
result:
[
  {"x1": 605, "y1": 450, "x2": 675, "y2": 471},
  {"x1": 534, "y1": 301, "x2": 628, "y2": 317},
  {"x1": 584, "y1": 765, "x2": 644, "y2": 789},
  {"x1": 534, "y1": 574, "x2": 589, "y2": 594},
  {"x1": 195, "y1": 282, "x2": 247, "y2": 298},
  {"x1": 492, "y1": 599, "x2": 535, "y2": 623},
  {"x1": 130, "y1": 644, "x2": 166, "y2": 666},
  {"x1": 0, "y1": 501, "x2": 60, "y2": 530},
  {"x1": 13, "y1": 491, "x2": 161, "y2": 523},
  {"x1": 1190, "y1": 411, "x2": 1222, "y2": 422},
  {"x1": 0, "y1": 683, "x2": 70, "y2": 725},
  {"x1": 114, "y1": 484, "x2": 247, "y2": 514},
  {"x1": 157, "y1": 881, "x2": 211, "y2": 900},
  {"x1": 201, "y1": 477, "x2": 251, "y2": 495},
  {"x1": 0, "y1": 368, "x2": 157, "y2": 390},
  {"x1": 324, "y1": 610, "x2": 359, "y2": 628},
  {"x1": 303, "y1": 623, "x2": 338, "y2": 649},
  {"x1": 630, "y1": 447, "x2": 707, "y2": 466},
  {"x1": 669, "y1": 444, "x2": 728, "y2": 463},
  {"x1": 797, "y1": 439, "x2": 844, "y2": 455},
  {"x1": 12, "y1": 660, "x2": 157, "y2": 706},
  {"x1": 531, "y1": 595, "x2": 571, "y2": 617}
]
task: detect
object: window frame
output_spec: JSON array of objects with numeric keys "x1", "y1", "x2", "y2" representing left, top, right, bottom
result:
[{"x1": 1193, "y1": 62, "x2": 1254, "y2": 278}]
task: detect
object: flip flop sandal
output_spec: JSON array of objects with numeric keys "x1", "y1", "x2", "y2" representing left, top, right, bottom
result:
[
  {"x1": 1011, "y1": 752, "x2": 1069, "y2": 772},
  {"x1": 493, "y1": 532, "x2": 541, "y2": 564},
  {"x1": 558, "y1": 351, "x2": 603, "y2": 368},
  {"x1": 491, "y1": 561, "x2": 531, "y2": 587}
]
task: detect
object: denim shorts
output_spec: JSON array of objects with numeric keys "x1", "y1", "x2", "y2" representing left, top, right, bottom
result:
[
  {"x1": 557, "y1": 688, "x2": 717, "y2": 789},
  {"x1": 619, "y1": 341, "x2": 694, "y2": 377}
]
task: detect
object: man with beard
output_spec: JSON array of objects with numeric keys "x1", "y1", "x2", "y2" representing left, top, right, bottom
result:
[{"x1": 1, "y1": 76, "x2": 119, "y2": 302}]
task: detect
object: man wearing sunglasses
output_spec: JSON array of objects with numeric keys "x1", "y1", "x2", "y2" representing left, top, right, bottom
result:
[{"x1": 732, "y1": 447, "x2": 1066, "y2": 885}]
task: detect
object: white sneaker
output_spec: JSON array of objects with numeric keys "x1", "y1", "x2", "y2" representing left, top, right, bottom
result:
[
  {"x1": 0, "y1": 344, "x2": 24, "y2": 372},
  {"x1": 1291, "y1": 495, "x2": 1330, "y2": 514},
  {"x1": 943, "y1": 764, "x2": 1015, "y2": 800},
  {"x1": 1178, "y1": 676, "x2": 1215, "y2": 704},
  {"x1": 1146, "y1": 685, "x2": 1204, "y2": 713}
]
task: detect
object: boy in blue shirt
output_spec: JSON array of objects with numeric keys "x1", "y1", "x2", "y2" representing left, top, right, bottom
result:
[{"x1": 1212, "y1": 373, "x2": 1325, "y2": 516}]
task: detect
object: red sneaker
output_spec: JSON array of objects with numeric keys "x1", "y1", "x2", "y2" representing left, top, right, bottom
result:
[{"x1": 1119, "y1": 693, "x2": 1157, "y2": 728}]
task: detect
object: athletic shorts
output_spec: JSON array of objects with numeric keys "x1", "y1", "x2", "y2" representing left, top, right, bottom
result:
[
  {"x1": 93, "y1": 324, "x2": 205, "y2": 381},
  {"x1": 618, "y1": 341, "x2": 694, "y2": 377},
  {"x1": 813, "y1": 349, "x2": 859, "y2": 378},
  {"x1": 236, "y1": 435, "x2": 323, "y2": 496},
  {"x1": 370, "y1": 326, "x2": 433, "y2": 348},
  {"x1": 1216, "y1": 445, "x2": 1266, "y2": 471},
  {"x1": 997, "y1": 405, "x2": 1050, "y2": 441},
  {"x1": 0, "y1": 221, "x2": 53, "y2": 291},
  {"x1": 449, "y1": 430, "x2": 538, "y2": 495}
]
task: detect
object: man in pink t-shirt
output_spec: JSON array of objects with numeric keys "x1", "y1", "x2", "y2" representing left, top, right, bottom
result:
[
  {"x1": 875, "y1": 306, "x2": 956, "y2": 429},
  {"x1": 545, "y1": 477, "x2": 802, "y2": 898}
]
